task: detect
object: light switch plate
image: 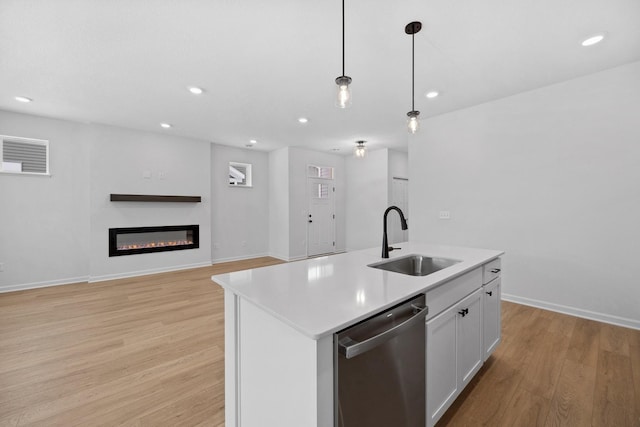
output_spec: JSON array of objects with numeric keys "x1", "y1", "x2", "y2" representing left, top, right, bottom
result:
[{"x1": 439, "y1": 211, "x2": 451, "y2": 220}]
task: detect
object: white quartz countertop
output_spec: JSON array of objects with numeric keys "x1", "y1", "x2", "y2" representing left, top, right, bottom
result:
[{"x1": 212, "y1": 242, "x2": 503, "y2": 340}]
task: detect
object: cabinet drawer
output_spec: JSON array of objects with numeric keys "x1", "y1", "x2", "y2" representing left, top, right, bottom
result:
[
  {"x1": 483, "y1": 258, "x2": 501, "y2": 284},
  {"x1": 425, "y1": 268, "x2": 482, "y2": 321}
]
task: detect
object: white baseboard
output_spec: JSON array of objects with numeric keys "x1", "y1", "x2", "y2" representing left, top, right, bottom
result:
[
  {"x1": 212, "y1": 252, "x2": 272, "y2": 264},
  {"x1": 89, "y1": 261, "x2": 212, "y2": 283},
  {"x1": 0, "y1": 275, "x2": 90, "y2": 293},
  {"x1": 502, "y1": 293, "x2": 640, "y2": 331}
]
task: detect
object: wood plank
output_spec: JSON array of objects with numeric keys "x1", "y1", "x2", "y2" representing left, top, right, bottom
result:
[
  {"x1": 592, "y1": 349, "x2": 636, "y2": 426},
  {"x1": 566, "y1": 317, "x2": 601, "y2": 368},
  {"x1": 518, "y1": 328, "x2": 570, "y2": 400},
  {"x1": 600, "y1": 322, "x2": 630, "y2": 356},
  {"x1": 544, "y1": 359, "x2": 596, "y2": 427},
  {"x1": 498, "y1": 387, "x2": 550, "y2": 427},
  {"x1": 628, "y1": 330, "x2": 640, "y2": 426}
]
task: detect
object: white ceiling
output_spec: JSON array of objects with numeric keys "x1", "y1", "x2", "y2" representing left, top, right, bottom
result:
[{"x1": 1, "y1": 0, "x2": 639, "y2": 154}]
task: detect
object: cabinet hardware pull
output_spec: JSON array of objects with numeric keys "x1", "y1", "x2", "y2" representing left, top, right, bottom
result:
[
  {"x1": 490, "y1": 268, "x2": 501, "y2": 273},
  {"x1": 486, "y1": 291, "x2": 493, "y2": 296}
]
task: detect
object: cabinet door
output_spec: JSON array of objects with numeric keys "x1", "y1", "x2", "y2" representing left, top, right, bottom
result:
[
  {"x1": 457, "y1": 289, "x2": 483, "y2": 389},
  {"x1": 426, "y1": 305, "x2": 458, "y2": 427},
  {"x1": 483, "y1": 277, "x2": 501, "y2": 360}
]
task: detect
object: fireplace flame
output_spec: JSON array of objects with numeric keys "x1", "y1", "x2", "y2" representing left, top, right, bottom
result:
[{"x1": 117, "y1": 239, "x2": 193, "y2": 250}]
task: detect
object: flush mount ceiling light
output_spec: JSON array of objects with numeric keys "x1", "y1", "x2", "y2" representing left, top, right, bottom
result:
[
  {"x1": 298, "y1": 117, "x2": 309, "y2": 124},
  {"x1": 188, "y1": 86, "x2": 204, "y2": 95},
  {"x1": 581, "y1": 33, "x2": 606, "y2": 47},
  {"x1": 354, "y1": 140, "x2": 367, "y2": 158},
  {"x1": 160, "y1": 123, "x2": 172, "y2": 129},
  {"x1": 15, "y1": 96, "x2": 33, "y2": 103},
  {"x1": 425, "y1": 91, "x2": 439, "y2": 99},
  {"x1": 249, "y1": 139, "x2": 257, "y2": 144},
  {"x1": 405, "y1": 21, "x2": 422, "y2": 134},
  {"x1": 335, "y1": 0, "x2": 352, "y2": 108}
]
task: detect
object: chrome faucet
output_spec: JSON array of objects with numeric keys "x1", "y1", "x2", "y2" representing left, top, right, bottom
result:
[{"x1": 382, "y1": 206, "x2": 408, "y2": 258}]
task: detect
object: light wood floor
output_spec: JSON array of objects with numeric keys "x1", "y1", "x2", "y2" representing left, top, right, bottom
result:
[{"x1": 0, "y1": 258, "x2": 638, "y2": 426}]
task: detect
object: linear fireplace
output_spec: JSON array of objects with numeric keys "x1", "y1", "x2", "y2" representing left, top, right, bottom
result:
[{"x1": 109, "y1": 225, "x2": 199, "y2": 257}]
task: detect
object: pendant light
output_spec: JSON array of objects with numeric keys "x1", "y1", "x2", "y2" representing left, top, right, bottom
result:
[
  {"x1": 335, "y1": 0, "x2": 352, "y2": 108},
  {"x1": 354, "y1": 140, "x2": 366, "y2": 158},
  {"x1": 405, "y1": 21, "x2": 422, "y2": 134}
]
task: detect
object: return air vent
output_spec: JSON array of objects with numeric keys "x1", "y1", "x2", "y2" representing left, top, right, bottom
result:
[{"x1": 1, "y1": 135, "x2": 49, "y2": 175}]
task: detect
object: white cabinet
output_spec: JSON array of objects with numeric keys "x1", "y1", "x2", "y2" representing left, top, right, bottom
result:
[
  {"x1": 426, "y1": 287, "x2": 483, "y2": 427},
  {"x1": 426, "y1": 301, "x2": 458, "y2": 426},
  {"x1": 457, "y1": 289, "x2": 483, "y2": 387},
  {"x1": 425, "y1": 258, "x2": 502, "y2": 427},
  {"x1": 482, "y1": 267, "x2": 502, "y2": 361}
]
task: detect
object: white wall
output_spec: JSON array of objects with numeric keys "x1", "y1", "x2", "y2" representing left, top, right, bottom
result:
[
  {"x1": 409, "y1": 61, "x2": 640, "y2": 328},
  {"x1": 0, "y1": 110, "x2": 214, "y2": 288},
  {"x1": 268, "y1": 147, "x2": 290, "y2": 260},
  {"x1": 387, "y1": 149, "x2": 409, "y2": 244},
  {"x1": 0, "y1": 110, "x2": 90, "y2": 291},
  {"x1": 345, "y1": 148, "x2": 389, "y2": 252},
  {"x1": 388, "y1": 149, "x2": 408, "y2": 181},
  {"x1": 211, "y1": 144, "x2": 269, "y2": 262},
  {"x1": 89, "y1": 125, "x2": 212, "y2": 281}
]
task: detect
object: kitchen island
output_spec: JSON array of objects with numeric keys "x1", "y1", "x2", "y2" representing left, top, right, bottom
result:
[{"x1": 212, "y1": 242, "x2": 504, "y2": 427}]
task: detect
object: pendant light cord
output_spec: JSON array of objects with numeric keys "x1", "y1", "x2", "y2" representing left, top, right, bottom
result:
[
  {"x1": 411, "y1": 32, "x2": 415, "y2": 111},
  {"x1": 342, "y1": 0, "x2": 345, "y2": 76}
]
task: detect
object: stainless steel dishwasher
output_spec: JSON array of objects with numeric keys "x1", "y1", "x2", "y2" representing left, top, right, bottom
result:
[{"x1": 334, "y1": 294, "x2": 428, "y2": 427}]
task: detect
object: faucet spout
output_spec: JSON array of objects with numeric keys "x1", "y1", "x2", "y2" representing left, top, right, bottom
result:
[{"x1": 382, "y1": 206, "x2": 408, "y2": 258}]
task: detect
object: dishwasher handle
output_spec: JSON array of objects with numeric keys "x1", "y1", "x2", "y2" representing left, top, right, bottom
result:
[{"x1": 338, "y1": 304, "x2": 428, "y2": 359}]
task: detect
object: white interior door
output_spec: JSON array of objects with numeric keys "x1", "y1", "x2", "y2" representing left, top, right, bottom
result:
[
  {"x1": 389, "y1": 177, "x2": 409, "y2": 244},
  {"x1": 307, "y1": 178, "x2": 335, "y2": 257}
]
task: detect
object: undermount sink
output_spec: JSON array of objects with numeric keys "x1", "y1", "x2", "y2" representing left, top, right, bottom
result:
[{"x1": 368, "y1": 254, "x2": 461, "y2": 277}]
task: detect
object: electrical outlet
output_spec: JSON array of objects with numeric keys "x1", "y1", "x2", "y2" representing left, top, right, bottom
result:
[
  {"x1": 158, "y1": 171, "x2": 167, "y2": 180},
  {"x1": 241, "y1": 240, "x2": 247, "y2": 247},
  {"x1": 0, "y1": 262, "x2": 4, "y2": 272},
  {"x1": 439, "y1": 211, "x2": 451, "y2": 220},
  {"x1": 143, "y1": 170, "x2": 152, "y2": 179}
]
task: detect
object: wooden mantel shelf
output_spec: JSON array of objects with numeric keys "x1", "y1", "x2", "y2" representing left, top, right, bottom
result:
[{"x1": 110, "y1": 194, "x2": 201, "y2": 203}]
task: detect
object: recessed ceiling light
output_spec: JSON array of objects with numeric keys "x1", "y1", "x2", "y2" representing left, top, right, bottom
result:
[
  {"x1": 298, "y1": 117, "x2": 309, "y2": 124},
  {"x1": 160, "y1": 123, "x2": 172, "y2": 129},
  {"x1": 249, "y1": 139, "x2": 257, "y2": 144},
  {"x1": 188, "y1": 86, "x2": 204, "y2": 95},
  {"x1": 425, "y1": 91, "x2": 439, "y2": 99},
  {"x1": 15, "y1": 96, "x2": 33, "y2": 103},
  {"x1": 581, "y1": 33, "x2": 605, "y2": 47}
]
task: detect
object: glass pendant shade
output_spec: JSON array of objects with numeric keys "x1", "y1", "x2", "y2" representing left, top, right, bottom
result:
[
  {"x1": 336, "y1": 76, "x2": 352, "y2": 109},
  {"x1": 354, "y1": 141, "x2": 366, "y2": 158},
  {"x1": 407, "y1": 111, "x2": 420, "y2": 134}
]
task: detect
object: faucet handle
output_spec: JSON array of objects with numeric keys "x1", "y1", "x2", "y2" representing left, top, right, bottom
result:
[{"x1": 388, "y1": 246, "x2": 402, "y2": 252}]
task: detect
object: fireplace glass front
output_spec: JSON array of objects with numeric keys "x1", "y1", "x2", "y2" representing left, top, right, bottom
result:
[{"x1": 109, "y1": 225, "x2": 199, "y2": 256}]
